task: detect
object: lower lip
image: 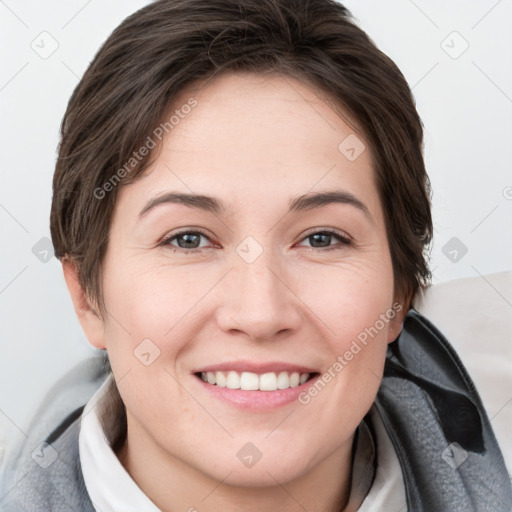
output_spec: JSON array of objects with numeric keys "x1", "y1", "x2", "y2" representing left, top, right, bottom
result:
[{"x1": 193, "y1": 374, "x2": 321, "y2": 410}]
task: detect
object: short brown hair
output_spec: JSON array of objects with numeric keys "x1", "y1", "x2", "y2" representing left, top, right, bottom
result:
[{"x1": 50, "y1": 0, "x2": 433, "y2": 314}]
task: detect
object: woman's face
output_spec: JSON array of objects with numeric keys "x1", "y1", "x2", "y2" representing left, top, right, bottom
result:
[{"x1": 83, "y1": 72, "x2": 405, "y2": 488}]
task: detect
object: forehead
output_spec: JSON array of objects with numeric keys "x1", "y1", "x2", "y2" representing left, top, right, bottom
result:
[
  {"x1": 116, "y1": 71, "x2": 382, "y2": 224},
  {"x1": 165, "y1": 71, "x2": 368, "y2": 168}
]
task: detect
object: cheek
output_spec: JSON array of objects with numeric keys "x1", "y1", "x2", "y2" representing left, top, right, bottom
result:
[
  {"x1": 102, "y1": 260, "x2": 194, "y2": 338},
  {"x1": 100, "y1": 261, "x2": 212, "y2": 409},
  {"x1": 295, "y1": 255, "x2": 395, "y2": 342},
  {"x1": 100, "y1": 264, "x2": 197, "y2": 430},
  {"x1": 296, "y1": 257, "x2": 395, "y2": 406}
]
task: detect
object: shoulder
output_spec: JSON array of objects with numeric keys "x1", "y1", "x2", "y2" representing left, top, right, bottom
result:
[
  {"x1": 413, "y1": 271, "x2": 512, "y2": 474},
  {"x1": 1, "y1": 412, "x2": 92, "y2": 512},
  {"x1": 375, "y1": 282, "x2": 512, "y2": 510},
  {"x1": 0, "y1": 354, "x2": 109, "y2": 512}
]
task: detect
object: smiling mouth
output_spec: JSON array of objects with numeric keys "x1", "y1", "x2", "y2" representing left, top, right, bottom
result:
[{"x1": 194, "y1": 370, "x2": 319, "y2": 391}]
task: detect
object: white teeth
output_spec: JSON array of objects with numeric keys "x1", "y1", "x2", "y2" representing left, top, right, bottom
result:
[
  {"x1": 216, "y1": 371, "x2": 227, "y2": 388},
  {"x1": 259, "y1": 372, "x2": 277, "y2": 391},
  {"x1": 277, "y1": 371, "x2": 290, "y2": 389},
  {"x1": 199, "y1": 370, "x2": 311, "y2": 391},
  {"x1": 226, "y1": 371, "x2": 241, "y2": 389},
  {"x1": 240, "y1": 372, "x2": 259, "y2": 390}
]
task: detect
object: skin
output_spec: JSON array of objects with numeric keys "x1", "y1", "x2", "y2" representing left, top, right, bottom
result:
[{"x1": 64, "y1": 72, "x2": 406, "y2": 512}]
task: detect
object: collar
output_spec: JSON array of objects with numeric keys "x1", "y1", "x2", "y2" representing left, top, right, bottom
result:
[{"x1": 79, "y1": 373, "x2": 160, "y2": 512}]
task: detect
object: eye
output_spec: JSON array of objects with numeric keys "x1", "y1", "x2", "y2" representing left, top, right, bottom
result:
[
  {"x1": 297, "y1": 229, "x2": 352, "y2": 251},
  {"x1": 160, "y1": 230, "x2": 212, "y2": 252},
  {"x1": 160, "y1": 228, "x2": 352, "y2": 253}
]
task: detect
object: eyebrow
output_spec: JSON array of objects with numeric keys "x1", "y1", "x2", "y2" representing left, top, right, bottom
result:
[{"x1": 138, "y1": 189, "x2": 372, "y2": 220}]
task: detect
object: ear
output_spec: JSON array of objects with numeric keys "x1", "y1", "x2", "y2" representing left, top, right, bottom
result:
[
  {"x1": 62, "y1": 257, "x2": 107, "y2": 350},
  {"x1": 386, "y1": 296, "x2": 409, "y2": 344}
]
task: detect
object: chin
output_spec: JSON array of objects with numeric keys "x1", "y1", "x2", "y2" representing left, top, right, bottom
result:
[
  {"x1": 214, "y1": 461, "x2": 308, "y2": 488},
  {"x1": 195, "y1": 441, "x2": 317, "y2": 488}
]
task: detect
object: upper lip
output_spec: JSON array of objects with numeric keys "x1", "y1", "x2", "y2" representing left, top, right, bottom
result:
[{"x1": 193, "y1": 360, "x2": 319, "y2": 375}]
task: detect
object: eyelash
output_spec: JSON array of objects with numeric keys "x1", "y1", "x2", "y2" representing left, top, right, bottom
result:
[{"x1": 160, "y1": 228, "x2": 352, "y2": 254}]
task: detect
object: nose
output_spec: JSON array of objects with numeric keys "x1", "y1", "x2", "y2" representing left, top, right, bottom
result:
[{"x1": 215, "y1": 247, "x2": 303, "y2": 343}]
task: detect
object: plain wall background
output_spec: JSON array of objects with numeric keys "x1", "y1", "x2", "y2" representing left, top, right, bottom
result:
[{"x1": 1, "y1": 0, "x2": 511, "y2": 452}]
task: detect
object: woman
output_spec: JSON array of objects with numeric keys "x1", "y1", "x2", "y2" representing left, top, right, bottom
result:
[{"x1": 1, "y1": 0, "x2": 510, "y2": 510}]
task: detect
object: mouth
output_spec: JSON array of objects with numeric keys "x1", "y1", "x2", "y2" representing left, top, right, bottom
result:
[
  {"x1": 194, "y1": 370, "x2": 319, "y2": 391},
  {"x1": 191, "y1": 361, "x2": 321, "y2": 409}
]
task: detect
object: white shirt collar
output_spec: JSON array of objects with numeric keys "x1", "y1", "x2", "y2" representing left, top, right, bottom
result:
[
  {"x1": 79, "y1": 373, "x2": 160, "y2": 512},
  {"x1": 357, "y1": 406, "x2": 406, "y2": 511},
  {"x1": 79, "y1": 374, "x2": 405, "y2": 511}
]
